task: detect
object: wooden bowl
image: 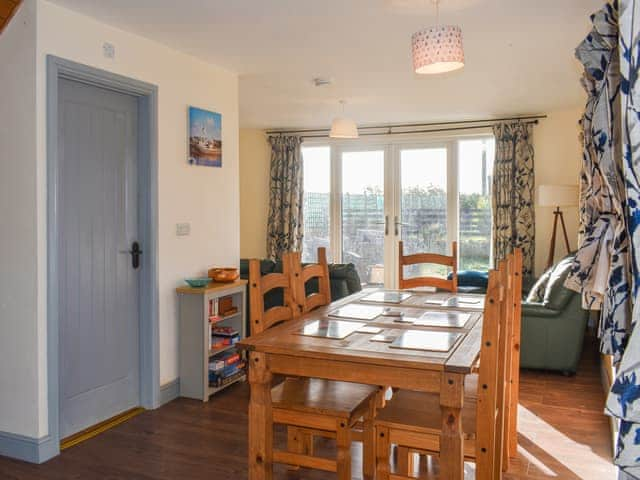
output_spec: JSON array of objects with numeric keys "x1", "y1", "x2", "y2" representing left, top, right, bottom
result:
[{"x1": 208, "y1": 267, "x2": 239, "y2": 283}]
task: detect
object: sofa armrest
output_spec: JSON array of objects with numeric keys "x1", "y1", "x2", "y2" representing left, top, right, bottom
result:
[{"x1": 522, "y1": 302, "x2": 562, "y2": 318}]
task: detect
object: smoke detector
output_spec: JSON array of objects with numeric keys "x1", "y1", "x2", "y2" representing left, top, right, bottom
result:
[{"x1": 313, "y1": 77, "x2": 332, "y2": 87}]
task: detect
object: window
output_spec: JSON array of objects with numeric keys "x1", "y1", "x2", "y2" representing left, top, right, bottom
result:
[
  {"x1": 301, "y1": 146, "x2": 331, "y2": 262},
  {"x1": 341, "y1": 150, "x2": 385, "y2": 285},
  {"x1": 301, "y1": 134, "x2": 495, "y2": 286},
  {"x1": 458, "y1": 139, "x2": 494, "y2": 270},
  {"x1": 400, "y1": 147, "x2": 448, "y2": 278}
]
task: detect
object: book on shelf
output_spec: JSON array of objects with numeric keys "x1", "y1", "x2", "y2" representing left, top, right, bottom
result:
[
  {"x1": 210, "y1": 369, "x2": 245, "y2": 388},
  {"x1": 212, "y1": 325, "x2": 238, "y2": 337},
  {"x1": 209, "y1": 351, "x2": 241, "y2": 371},
  {"x1": 208, "y1": 362, "x2": 246, "y2": 387}
]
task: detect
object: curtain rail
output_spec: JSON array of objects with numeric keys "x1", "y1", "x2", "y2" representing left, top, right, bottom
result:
[{"x1": 265, "y1": 115, "x2": 546, "y2": 137}]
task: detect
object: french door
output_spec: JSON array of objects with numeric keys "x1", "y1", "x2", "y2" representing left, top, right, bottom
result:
[{"x1": 302, "y1": 136, "x2": 494, "y2": 288}]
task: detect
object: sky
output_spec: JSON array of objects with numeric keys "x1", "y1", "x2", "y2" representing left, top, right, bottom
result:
[
  {"x1": 302, "y1": 138, "x2": 495, "y2": 196},
  {"x1": 189, "y1": 106, "x2": 222, "y2": 140}
]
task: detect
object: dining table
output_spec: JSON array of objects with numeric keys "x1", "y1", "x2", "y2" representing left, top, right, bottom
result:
[{"x1": 237, "y1": 288, "x2": 488, "y2": 480}]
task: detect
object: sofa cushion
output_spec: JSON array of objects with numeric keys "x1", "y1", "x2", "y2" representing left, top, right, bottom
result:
[
  {"x1": 329, "y1": 263, "x2": 362, "y2": 297},
  {"x1": 239, "y1": 258, "x2": 276, "y2": 277},
  {"x1": 526, "y1": 269, "x2": 552, "y2": 303},
  {"x1": 543, "y1": 254, "x2": 576, "y2": 310}
]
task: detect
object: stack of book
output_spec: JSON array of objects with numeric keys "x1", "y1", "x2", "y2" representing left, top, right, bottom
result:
[
  {"x1": 208, "y1": 350, "x2": 245, "y2": 387},
  {"x1": 209, "y1": 325, "x2": 240, "y2": 350}
]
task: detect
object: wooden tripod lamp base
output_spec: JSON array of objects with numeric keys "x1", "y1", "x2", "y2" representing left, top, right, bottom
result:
[
  {"x1": 537, "y1": 185, "x2": 578, "y2": 272},
  {"x1": 546, "y1": 207, "x2": 571, "y2": 271}
]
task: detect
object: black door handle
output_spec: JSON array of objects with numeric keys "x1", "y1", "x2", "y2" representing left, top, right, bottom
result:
[{"x1": 130, "y1": 241, "x2": 142, "y2": 269}]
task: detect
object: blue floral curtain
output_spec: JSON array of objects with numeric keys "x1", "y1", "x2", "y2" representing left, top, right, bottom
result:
[
  {"x1": 607, "y1": 1, "x2": 640, "y2": 477},
  {"x1": 566, "y1": 1, "x2": 632, "y2": 363},
  {"x1": 568, "y1": 1, "x2": 640, "y2": 476},
  {"x1": 491, "y1": 122, "x2": 536, "y2": 277},
  {"x1": 266, "y1": 135, "x2": 304, "y2": 260}
]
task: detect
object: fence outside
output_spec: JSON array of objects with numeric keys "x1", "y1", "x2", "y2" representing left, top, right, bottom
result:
[{"x1": 302, "y1": 192, "x2": 492, "y2": 283}]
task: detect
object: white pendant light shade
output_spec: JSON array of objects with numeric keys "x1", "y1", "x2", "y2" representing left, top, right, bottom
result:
[
  {"x1": 330, "y1": 117, "x2": 359, "y2": 139},
  {"x1": 412, "y1": 24, "x2": 464, "y2": 74}
]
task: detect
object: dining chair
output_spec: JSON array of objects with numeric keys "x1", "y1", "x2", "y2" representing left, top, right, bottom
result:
[
  {"x1": 394, "y1": 251, "x2": 522, "y2": 477},
  {"x1": 249, "y1": 252, "x2": 380, "y2": 479},
  {"x1": 374, "y1": 266, "x2": 510, "y2": 479},
  {"x1": 504, "y1": 249, "x2": 523, "y2": 461},
  {"x1": 290, "y1": 247, "x2": 332, "y2": 314},
  {"x1": 398, "y1": 241, "x2": 458, "y2": 291},
  {"x1": 248, "y1": 252, "x2": 298, "y2": 335}
]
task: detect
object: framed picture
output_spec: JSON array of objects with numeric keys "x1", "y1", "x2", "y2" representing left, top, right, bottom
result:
[{"x1": 188, "y1": 106, "x2": 222, "y2": 167}]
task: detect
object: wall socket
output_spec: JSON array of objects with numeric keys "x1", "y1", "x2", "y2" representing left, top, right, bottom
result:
[{"x1": 176, "y1": 223, "x2": 191, "y2": 236}]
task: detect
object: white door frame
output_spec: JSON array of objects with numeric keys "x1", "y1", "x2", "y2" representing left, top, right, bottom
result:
[
  {"x1": 305, "y1": 130, "x2": 492, "y2": 288},
  {"x1": 46, "y1": 55, "x2": 160, "y2": 459}
]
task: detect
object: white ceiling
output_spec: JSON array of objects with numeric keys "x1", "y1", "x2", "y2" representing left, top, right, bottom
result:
[{"x1": 49, "y1": 0, "x2": 602, "y2": 129}]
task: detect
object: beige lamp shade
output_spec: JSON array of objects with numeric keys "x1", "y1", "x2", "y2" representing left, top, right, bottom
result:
[
  {"x1": 536, "y1": 185, "x2": 579, "y2": 207},
  {"x1": 329, "y1": 117, "x2": 359, "y2": 139},
  {"x1": 411, "y1": 25, "x2": 465, "y2": 74}
]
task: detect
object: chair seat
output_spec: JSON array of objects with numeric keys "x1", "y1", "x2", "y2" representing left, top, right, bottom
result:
[
  {"x1": 375, "y1": 389, "x2": 477, "y2": 438},
  {"x1": 271, "y1": 378, "x2": 378, "y2": 419}
]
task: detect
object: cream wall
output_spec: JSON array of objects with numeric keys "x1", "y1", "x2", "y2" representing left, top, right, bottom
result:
[
  {"x1": 533, "y1": 108, "x2": 582, "y2": 275},
  {"x1": 239, "y1": 129, "x2": 270, "y2": 258},
  {"x1": 0, "y1": 0, "x2": 40, "y2": 438},
  {"x1": 0, "y1": 0, "x2": 240, "y2": 440},
  {"x1": 239, "y1": 108, "x2": 584, "y2": 275}
]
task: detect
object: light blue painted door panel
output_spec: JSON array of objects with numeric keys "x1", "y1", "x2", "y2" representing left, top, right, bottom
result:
[{"x1": 58, "y1": 78, "x2": 140, "y2": 438}]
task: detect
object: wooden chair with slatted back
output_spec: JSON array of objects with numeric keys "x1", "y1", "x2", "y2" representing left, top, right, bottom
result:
[
  {"x1": 249, "y1": 252, "x2": 380, "y2": 480},
  {"x1": 467, "y1": 251, "x2": 521, "y2": 473},
  {"x1": 374, "y1": 266, "x2": 510, "y2": 480},
  {"x1": 249, "y1": 252, "x2": 298, "y2": 335},
  {"x1": 398, "y1": 241, "x2": 458, "y2": 291},
  {"x1": 291, "y1": 247, "x2": 332, "y2": 314}
]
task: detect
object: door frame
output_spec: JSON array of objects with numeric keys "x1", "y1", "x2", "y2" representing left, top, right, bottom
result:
[
  {"x1": 306, "y1": 130, "x2": 493, "y2": 288},
  {"x1": 46, "y1": 55, "x2": 160, "y2": 455}
]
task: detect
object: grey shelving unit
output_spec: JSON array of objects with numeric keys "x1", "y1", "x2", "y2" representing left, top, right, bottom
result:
[{"x1": 176, "y1": 280, "x2": 247, "y2": 402}]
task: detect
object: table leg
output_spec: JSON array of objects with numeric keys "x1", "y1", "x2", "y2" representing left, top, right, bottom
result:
[
  {"x1": 440, "y1": 372, "x2": 464, "y2": 480},
  {"x1": 248, "y1": 352, "x2": 273, "y2": 480}
]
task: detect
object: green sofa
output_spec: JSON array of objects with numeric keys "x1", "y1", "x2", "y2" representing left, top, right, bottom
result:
[
  {"x1": 239, "y1": 259, "x2": 362, "y2": 335},
  {"x1": 520, "y1": 253, "x2": 589, "y2": 375}
]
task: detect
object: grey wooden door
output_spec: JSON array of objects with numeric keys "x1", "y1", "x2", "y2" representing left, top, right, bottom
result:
[{"x1": 58, "y1": 78, "x2": 140, "y2": 438}]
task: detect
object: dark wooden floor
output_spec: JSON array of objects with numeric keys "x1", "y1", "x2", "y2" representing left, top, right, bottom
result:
[{"x1": 0, "y1": 336, "x2": 615, "y2": 479}]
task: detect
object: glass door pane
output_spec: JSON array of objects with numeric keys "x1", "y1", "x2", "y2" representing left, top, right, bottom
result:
[
  {"x1": 301, "y1": 146, "x2": 331, "y2": 262},
  {"x1": 458, "y1": 138, "x2": 495, "y2": 270},
  {"x1": 399, "y1": 147, "x2": 449, "y2": 278},
  {"x1": 341, "y1": 150, "x2": 385, "y2": 286}
]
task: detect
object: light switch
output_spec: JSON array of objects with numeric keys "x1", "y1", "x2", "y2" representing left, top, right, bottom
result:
[
  {"x1": 103, "y1": 42, "x2": 115, "y2": 59},
  {"x1": 176, "y1": 223, "x2": 191, "y2": 236}
]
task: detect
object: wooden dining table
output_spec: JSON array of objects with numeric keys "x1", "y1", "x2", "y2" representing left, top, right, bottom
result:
[{"x1": 237, "y1": 289, "x2": 487, "y2": 480}]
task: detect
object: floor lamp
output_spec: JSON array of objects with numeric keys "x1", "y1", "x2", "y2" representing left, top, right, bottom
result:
[{"x1": 537, "y1": 185, "x2": 579, "y2": 271}]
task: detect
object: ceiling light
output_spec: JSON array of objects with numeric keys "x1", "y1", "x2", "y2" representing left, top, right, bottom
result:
[
  {"x1": 330, "y1": 101, "x2": 358, "y2": 139},
  {"x1": 412, "y1": 0, "x2": 464, "y2": 74}
]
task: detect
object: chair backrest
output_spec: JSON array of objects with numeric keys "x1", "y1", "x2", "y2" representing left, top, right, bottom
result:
[
  {"x1": 495, "y1": 258, "x2": 513, "y2": 476},
  {"x1": 505, "y1": 249, "x2": 523, "y2": 461},
  {"x1": 291, "y1": 247, "x2": 332, "y2": 314},
  {"x1": 397, "y1": 241, "x2": 458, "y2": 291},
  {"x1": 475, "y1": 265, "x2": 509, "y2": 480},
  {"x1": 249, "y1": 252, "x2": 298, "y2": 335}
]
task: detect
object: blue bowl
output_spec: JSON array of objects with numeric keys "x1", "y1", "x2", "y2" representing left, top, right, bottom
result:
[{"x1": 185, "y1": 278, "x2": 211, "y2": 288}]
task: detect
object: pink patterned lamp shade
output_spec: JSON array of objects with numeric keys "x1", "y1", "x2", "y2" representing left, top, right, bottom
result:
[{"x1": 411, "y1": 25, "x2": 465, "y2": 74}]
